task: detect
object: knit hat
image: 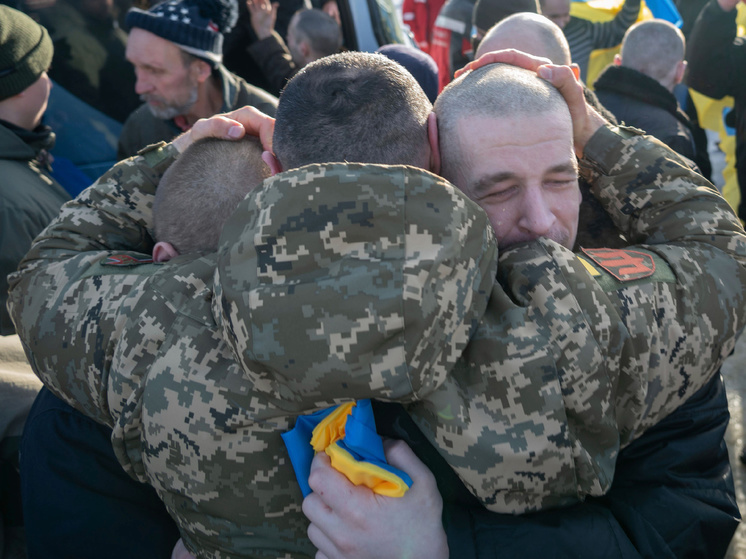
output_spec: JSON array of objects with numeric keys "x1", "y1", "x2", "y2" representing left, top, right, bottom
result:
[
  {"x1": 125, "y1": 0, "x2": 239, "y2": 66},
  {"x1": 472, "y1": 0, "x2": 540, "y2": 31},
  {"x1": 377, "y1": 44, "x2": 439, "y2": 104},
  {"x1": 0, "y1": 6, "x2": 53, "y2": 101}
]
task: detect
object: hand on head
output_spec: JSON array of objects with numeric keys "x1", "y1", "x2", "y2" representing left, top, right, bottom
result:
[
  {"x1": 172, "y1": 105, "x2": 276, "y2": 154},
  {"x1": 457, "y1": 49, "x2": 606, "y2": 157},
  {"x1": 302, "y1": 439, "x2": 448, "y2": 559}
]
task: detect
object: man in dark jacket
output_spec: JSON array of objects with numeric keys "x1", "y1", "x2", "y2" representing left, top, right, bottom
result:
[
  {"x1": 594, "y1": 19, "x2": 703, "y2": 168},
  {"x1": 0, "y1": 7, "x2": 70, "y2": 556},
  {"x1": 0, "y1": 6, "x2": 70, "y2": 336},
  {"x1": 117, "y1": 0, "x2": 278, "y2": 159},
  {"x1": 246, "y1": 2, "x2": 342, "y2": 96},
  {"x1": 687, "y1": 0, "x2": 746, "y2": 220}
]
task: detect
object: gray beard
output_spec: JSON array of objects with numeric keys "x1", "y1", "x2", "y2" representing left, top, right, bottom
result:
[{"x1": 143, "y1": 86, "x2": 199, "y2": 120}]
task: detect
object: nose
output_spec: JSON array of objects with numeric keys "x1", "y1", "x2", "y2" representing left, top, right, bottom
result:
[
  {"x1": 134, "y1": 69, "x2": 151, "y2": 95},
  {"x1": 517, "y1": 188, "x2": 556, "y2": 240}
]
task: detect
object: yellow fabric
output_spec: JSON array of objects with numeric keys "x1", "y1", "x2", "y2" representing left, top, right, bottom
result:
[
  {"x1": 577, "y1": 256, "x2": 602, "y2": 276},
  {"x1": 325, "y1": 442, "x2": 410, "y2": 497},
  {"x1": 310, "y1": 401, "x2": 356, "y2": 451}
]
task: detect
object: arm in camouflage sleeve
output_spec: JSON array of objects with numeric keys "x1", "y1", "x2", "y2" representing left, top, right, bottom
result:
[
  {"x1": 580, "y1": 125, "x2": 746, "y2": 434},
  {"x1": 6, "y1": 143, "x2": 180, "y2": 425},
  {"x1": 409, "y1": 124, "x2": 746, "y2": 514}
]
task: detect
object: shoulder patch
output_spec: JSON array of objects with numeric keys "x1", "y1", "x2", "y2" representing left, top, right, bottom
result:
[
  {"x1": 581, "y1": 248, "x2": 654, "y2": 281},
  {"x1": 102, "y1": 254, "x2": 154, "y2": 267}
]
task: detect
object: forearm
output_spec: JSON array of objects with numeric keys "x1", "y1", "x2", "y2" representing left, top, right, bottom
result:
[
  {"x1": 591, "y1": 0, "x2": 641, "y2": 49},
  {"x1": 248, "y1": 32, "x2": 299, "y2": 93}
]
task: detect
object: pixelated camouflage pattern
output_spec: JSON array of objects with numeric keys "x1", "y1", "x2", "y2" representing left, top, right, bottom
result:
[{"x1": 7, "y1": 125, "x2": 746, "y2": 556}]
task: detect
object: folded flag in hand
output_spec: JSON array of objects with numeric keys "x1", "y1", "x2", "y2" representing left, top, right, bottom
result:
[{"x1": 282, "y1": 399, "x2": 413, "y2": 498}]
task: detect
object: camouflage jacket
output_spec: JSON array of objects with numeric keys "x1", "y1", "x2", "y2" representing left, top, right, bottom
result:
[{"x1": 8, "y1": 125, "x2": 746, "y2": 557}]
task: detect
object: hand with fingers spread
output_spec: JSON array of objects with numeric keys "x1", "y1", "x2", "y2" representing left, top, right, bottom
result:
[
  {"x1": 172, "y1": 106, "x2": 276, "y2": 154},
  {"x1": 247, "y1": 0, "x2": 279, "y2": 40},
  {"x1": 455, "y1": 48, "x2": 606, "y2": 157},
  {"x1": 302, "y1": 439, "x2": 448, "y2": 559}
]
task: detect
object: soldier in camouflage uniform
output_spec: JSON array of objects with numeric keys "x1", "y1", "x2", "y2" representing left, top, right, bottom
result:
[{"x1": 9, "y1": 53, "x2": 746, "y2": 557}]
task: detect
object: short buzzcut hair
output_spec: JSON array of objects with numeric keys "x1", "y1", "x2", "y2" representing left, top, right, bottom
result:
[
  {"x1": 477, "y1": 12, "x2": 571, "y2": 64},
  {"x1": 154, "y1": 136, "x2": 270, "y2": 254},
  {"x1": 273, "y1": 51, "x2": 433, "y2": 171},
  {"x1": 434, "y1": 63, "x2": 570, "y2": 187},
  {"x1": 620, "y1": 19, "x2": 685, "y2": 83},
  {"x1": 292, "y1": 8, "x2": 342, "y2": 58}
]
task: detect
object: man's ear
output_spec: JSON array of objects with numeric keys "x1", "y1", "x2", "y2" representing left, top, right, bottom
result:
[
  {"x1": 612, "y1": 54, "x2": 622, "y2": 67},
  {"x1": 192, "y1": 59, "x2": 213, "y2": 84},
  {"x1": 300, "y1": 41, "x2": 312, "y2": 63},
  {"x1": 674, "y1": 60, "x2": 687, "y2": 85},
  {"x1": 570, "y1": 63, "x2": 581, "y2": 80},
  {"x1": 427, "y1": 112, "x2": 441, "y2": 176},
  {"x1": 153, "y1": 241, "x2": 179, "y2": 263},
  {"x1": 263, "y1": 150, "x2": 283, "y2": 175}
]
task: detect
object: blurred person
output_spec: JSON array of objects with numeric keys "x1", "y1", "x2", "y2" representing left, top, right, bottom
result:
[
  {"x1": 401, "y1": 0, "x2": 446, "y2": 54},
  {"x1": 246, "y1": 2, "x2": 342, "y2": 94},
  {"x1": 470, "y1": 0, "x2": 540, "y2": 52},
  {"x1": 118, "y1": 0, "x2": 278, "y2": 159},
  {"x1": 377, "y1": 43, "x2": 439, "y2": 103},
  {"x1": 0, "y1": 7, "x2": 68, "y2": 557},
  {"x1": 687, "y1": 0, "x2": 746, "y2": 221},
  {"x1": 593, "y1": 20, "x2": 703, "y2": 168},
  {"x1": 0, "y1": 6, "x2": 70, "y2": 336},
  {"x1": 221, "y1": 0, "x2": 335, "y2": 93},
  {"x1": 540, "y1": 0, "x2": 641, "y2": 81},
  {"x1": 429, "y1": 0, "x2": 475, "y2": 91},
  {"x1": 37, "y1": 0, "x2": 140, "y2": 122}
]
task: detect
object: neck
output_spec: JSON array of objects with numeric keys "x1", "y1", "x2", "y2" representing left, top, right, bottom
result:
[{"x1": 179, "y1": 73, "x2": 222, "y2": 129}]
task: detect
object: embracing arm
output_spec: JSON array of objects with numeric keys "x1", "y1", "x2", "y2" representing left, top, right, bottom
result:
[{"x1": 7, "y1": 108, "x2": 275, "y2": 424}]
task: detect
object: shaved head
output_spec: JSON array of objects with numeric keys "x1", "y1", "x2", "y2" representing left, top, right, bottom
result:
[
  {"x1": 476, "y1": 12, "x2": 571, "y2": 64},
  {"x1": 435, "y1": 63, "x2": 570, "y2": 187},
  {"x1": 620, "y1": 20, "x2": 685, "y2": 86}
]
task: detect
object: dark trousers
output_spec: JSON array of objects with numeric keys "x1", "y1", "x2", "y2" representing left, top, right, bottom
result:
[{"x1": 20, "y1": 387, "x2": 180, "y2": 559}]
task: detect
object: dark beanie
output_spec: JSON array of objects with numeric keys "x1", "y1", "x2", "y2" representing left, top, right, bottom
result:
[
  {"x1": 377, "y1": 44, "x2": 439, "y2": 104},
  {"x1": 0, "y1": 6, "x2": 53, "y2": 101},
  {"x1": 472, "y1": 0, "x2": 540, "y2": 30},
  {"x1": 126, "y1": 0, "x2": 239, "y2": 66}
]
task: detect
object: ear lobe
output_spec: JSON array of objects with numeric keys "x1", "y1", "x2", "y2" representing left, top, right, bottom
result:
[
  {"x1": 153, "y1": 241, "x2": 179, "y2": 263},
  {"x1": 427, "y1": 112, "x2": 441, "y2": 176},
  {"x1": 262, "y1": 150, "x2": 283, "y2": 175},
  {"x1": 612, "y1": 54, "x2": 622, "y2": 67}
]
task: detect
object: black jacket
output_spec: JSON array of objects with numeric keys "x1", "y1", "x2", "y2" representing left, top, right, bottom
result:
[
  {"x1": 687, "y1": 0, "x2": 746, "y2": 218},
  {"x1": 374, "y1": 373, "x2": 738, "y2": 558},
  {"x1": 594, "y1": 65, "x2": 699, "y2": 166}
]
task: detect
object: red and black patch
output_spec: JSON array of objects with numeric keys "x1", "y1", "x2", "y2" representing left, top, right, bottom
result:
[
  {"x1": 102, "y1": 254, "x2": 154, "y2": 267},
  {"x1": 581, "y1": 248, "x2": 655, "y2": 282}
]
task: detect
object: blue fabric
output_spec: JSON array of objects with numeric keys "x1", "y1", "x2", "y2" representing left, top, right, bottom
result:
[
  {"x1": 282, "y1": 399, "x2": 413, "y2": 497},
  {"x1": 45, "y1": 80, "x2": 121, "y2": 182},
  {"x1": 51, "y1": 155, "x2": 92, "y2": 198},
  {"x1": 644, "y1": 0, "x2": 682, "y2": 26}
]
